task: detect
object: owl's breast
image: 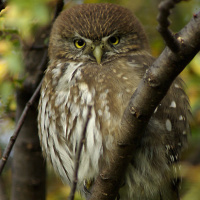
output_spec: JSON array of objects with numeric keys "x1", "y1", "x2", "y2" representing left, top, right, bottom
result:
[
  {"x1": 38, "y1": 57, "x2": 155, "y2": 193},
  {"x1": 79, "y1": 56, "x2": 148, "y2": 117}
]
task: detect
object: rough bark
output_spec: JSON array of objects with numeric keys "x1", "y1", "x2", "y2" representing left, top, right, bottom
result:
[{"x1": 11, "y1": 26, "x2": 50, "y2": 200}]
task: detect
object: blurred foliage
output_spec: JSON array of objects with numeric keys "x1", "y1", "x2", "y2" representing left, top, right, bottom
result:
[
  {"x1": 181, "y1": 162, "x2": 200, "y2": 200},
  {"x1": 0, "y1": 0, "x2": 52, "y2": 117},
  {"x1": 0, "y1": 0, "x2": 200, "y2": 200},
  {"x1": 47, "y1": 167, "x2": 84, "y2": 200}
]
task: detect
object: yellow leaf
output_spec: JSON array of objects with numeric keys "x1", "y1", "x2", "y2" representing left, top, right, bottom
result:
[
  {"x1": 9, "y1": 100, "x2": 16, "y2": 111},
  {"x1": 0, "y1": 41, "x2": 12, "y2": 54},
  {"x1": 0, "y1": 60, "x2": 8, "y2": 81}
]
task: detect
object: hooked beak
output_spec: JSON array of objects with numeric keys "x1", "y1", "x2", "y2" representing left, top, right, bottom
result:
[{"x1": 93, "y1": 45, "x2": 103, "y2": 65}]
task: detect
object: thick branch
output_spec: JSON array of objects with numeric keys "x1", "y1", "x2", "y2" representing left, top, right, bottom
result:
[{"x1": 88, "y1": 11, "x2": 200, "y2": 200}]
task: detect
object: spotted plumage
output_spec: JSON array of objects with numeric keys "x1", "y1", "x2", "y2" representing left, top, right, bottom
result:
[{"x1": 38, "y1": 3, "x2": 191, "y2": 200}]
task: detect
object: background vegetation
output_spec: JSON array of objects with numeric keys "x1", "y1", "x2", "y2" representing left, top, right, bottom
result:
[{"x1": 0, "y1": 0, "x2": 200, "y2": 199}]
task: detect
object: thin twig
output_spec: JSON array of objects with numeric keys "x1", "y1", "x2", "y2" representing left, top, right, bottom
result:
[
  {"x1": 157, "y1": 0, "x2": 181, "y2": 52},
  {"x1": 0, "y1": 79, "x2": 43, "y2": 175},
  {"x1": 68, "y1": 106, "x2": 92, "y2": 200},
  {"x1": 0, "y1": 0, "x2": 65, "y2": 176}
]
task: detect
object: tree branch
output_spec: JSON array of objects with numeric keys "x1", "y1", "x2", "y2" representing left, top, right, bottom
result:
[
  {"x1": 0, "y1": 80, "x2": 42, "y2": 175},
  {"x1": 88, "y1": 8, "x2": 200, "y2": 200},
  {"x1": 0, "y1": 0, "x2": 64, "y2": 176},
  {"x1": 157, "y1": 0, "x2": 181, "y2": 52}
]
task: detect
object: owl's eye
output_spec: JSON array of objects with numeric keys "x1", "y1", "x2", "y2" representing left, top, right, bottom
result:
[
  {"x1": 74, "y1": 39, "x2": 86, "y2": 49},
  {"x1": 109, "y1": 36, "x2": 120, "y2": 46}
]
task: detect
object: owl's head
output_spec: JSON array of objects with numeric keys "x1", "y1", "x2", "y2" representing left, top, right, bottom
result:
[{"x1": 49, "y1": 3, "x2": 150, "y2": 64}]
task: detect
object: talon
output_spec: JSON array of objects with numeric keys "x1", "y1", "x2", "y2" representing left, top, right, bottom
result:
[{"x1": 83, "y1": 179, "x2": 94, "y2": 194}]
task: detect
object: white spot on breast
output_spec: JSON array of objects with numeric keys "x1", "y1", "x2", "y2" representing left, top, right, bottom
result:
[
  {"x1": 105, "y1": 134, "x2": 114, "y2": 150},
  {"x1": 112, "y1": 69, "x2": 117, "y2": 73},
  {"x1": 78, "y1": 83, "x2": 94, "y2": 105},
  {"x1": 79, "y1": 82, "x2": 88, "y2": 91},
  {"x1": 182, "y1": 130, "x2": 187, "y2": 135},
  {"x1": 99, "y1": 93, "x2": 107, "y2": 101},
  {"x1": 52, "y1": 67, "x2": 61, "y2": 78},
  {"x1": 104, "y1": 105, "x2": 111, "y2": 120},
  {"x1": 170, "y1": 101, "x2": 176, "y2": 108},
  {"x1": 57, "y1": 63, "x2": 62, "y2": 67},
  {"x1": 91, "y1": 87, "x2": 96, "y2": 96},
  {"x1": 98, "y1": 79, "x2": 104, "y2": 83},
  {"x1": 98, "y1": 109, "x2": 103, "y2": 116},
  {"x1": 126, "y1": 88, "x2": 131, "y2": 93},
  {"x1": 165, "y1": 119, "x2": 172, "y2": 131},
  {"x1": 117, "y1": 73, "x2": 123, "y2": 78},
  {"x1": 122, "y1": 76, "x2": 128, "y2": 80}
]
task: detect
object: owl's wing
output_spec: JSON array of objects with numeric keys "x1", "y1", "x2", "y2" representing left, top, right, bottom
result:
[
  {"x1": 154, "y1": 76, "x2": 191, "y2": 158},
  {"x1": 126, "y1": 54, "x2": 191, "y2": 199},
  {"x1": 151, "y1": 76, "x2": 191, "y2": 199},
  {"x1": 129, "y1": 53, "x2": 191, "y2": 158}
]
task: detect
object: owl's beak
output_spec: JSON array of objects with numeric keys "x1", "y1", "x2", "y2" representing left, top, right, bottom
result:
[{"x1": 93, "y1": 45, "x2": 103, "y2": 65}]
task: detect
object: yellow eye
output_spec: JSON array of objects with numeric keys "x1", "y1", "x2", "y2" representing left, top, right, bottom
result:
[
  {"x1": 109, "y1": 36, "x2": 120, "y2": 46},
  {"x1": 74, "y1": 39, "x2": 86, "y2": 49}
]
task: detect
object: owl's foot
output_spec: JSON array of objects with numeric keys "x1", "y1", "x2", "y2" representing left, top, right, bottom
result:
[{"x1": 83, "y1": 179, "x2": 94, "y2": 195}]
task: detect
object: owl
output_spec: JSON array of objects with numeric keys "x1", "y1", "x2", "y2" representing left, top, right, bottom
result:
[{"x1": 38, "y1": 3, "x2": 191, "y2": 200}]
